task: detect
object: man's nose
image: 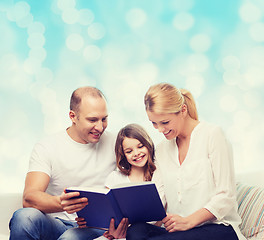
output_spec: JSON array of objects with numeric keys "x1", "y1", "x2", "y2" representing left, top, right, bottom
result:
[{"x1": 95, "y1": 121, "x2": 103, "y2": 131}]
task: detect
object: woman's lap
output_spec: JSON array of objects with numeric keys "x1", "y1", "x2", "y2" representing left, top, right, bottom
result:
[{"x1": 126, "y1": 223, "x2": 239, "y2": 240}]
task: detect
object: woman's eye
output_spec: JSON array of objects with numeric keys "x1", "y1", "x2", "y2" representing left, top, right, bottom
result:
[{"x1": 162, "y1": 121, "x2": 169, "y2": 125}]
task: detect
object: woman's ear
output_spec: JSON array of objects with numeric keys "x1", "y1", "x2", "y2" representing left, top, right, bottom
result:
[{"x1": 181, "y1": 104, "x2": 188, "y2": 116}]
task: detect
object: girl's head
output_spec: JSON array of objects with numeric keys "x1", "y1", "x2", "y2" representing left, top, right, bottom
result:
[
  {"x1": 144, "y1": 83, "x2": 198, "y2": 140},
  {"x1": 144, "y1": 83, "x2": 198, "y2": 120},
  {"x1": 115, "y1": 124, "x2": 156, "y2": 181}
]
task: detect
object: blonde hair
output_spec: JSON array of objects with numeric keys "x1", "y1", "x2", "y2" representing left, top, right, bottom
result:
[{"x1": 144, "y1": 83, "x2": 198, "y2": 120}]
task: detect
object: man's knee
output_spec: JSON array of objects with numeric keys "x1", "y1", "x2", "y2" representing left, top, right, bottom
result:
[{"x1": 10, "y1": 208, "x2": 45, "y2": 228}]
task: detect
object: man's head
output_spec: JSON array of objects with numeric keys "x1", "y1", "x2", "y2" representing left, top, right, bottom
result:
[{"x1": 68, "y1": 86, "x2": 108, "y2": 144}]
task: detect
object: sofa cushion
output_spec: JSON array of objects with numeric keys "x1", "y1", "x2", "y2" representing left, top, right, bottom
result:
[{"x1": 236, "y1": 182, "x2": 264, "y2": 238}]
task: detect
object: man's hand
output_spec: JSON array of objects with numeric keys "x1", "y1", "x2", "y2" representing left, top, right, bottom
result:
[
  {"x1": 162, "y1": 213, "x2": 192, "y2": 232},
  {"x1": 60, "y1": 191, "x2": 88, "y2": 214},
  {"x1": 103, "y1": 218, "x2": 129, "y2": 239}
]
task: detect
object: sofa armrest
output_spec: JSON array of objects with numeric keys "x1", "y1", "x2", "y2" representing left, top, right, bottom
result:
[{"x1": 0, "y1": 193, "x2": 23, "y2": 236}]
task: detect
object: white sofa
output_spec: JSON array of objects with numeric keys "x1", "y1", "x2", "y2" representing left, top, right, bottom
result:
[{"x1": 0, "y1": 170, "x2": 263, "y2": 240}]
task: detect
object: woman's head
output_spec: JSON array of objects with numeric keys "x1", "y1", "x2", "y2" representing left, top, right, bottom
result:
[
  {"x1": 144, "y1": 83, "x2": 198, "y2": 140},
  {"x1": 115, "y1": 124, "x2": 156, "y2": 181},
  {"x1": 144, "y1": 83, "x2": 198, "y2": 120}
]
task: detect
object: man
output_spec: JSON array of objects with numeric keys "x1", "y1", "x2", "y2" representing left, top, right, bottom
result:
[{"x1": 9, "y1": 86, "x2": 125, "y2": 239}]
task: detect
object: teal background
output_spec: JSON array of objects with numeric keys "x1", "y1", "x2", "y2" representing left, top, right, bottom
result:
[{"x1": 1, "y1": 0, "x2": 264, "y2": 193}]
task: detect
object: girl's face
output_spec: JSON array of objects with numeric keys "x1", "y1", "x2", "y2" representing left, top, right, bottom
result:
[
  {"x1": 122, "y1": 137, "x2": 149, "y2": 169},
  {"x1": 146, "y1": 110, "x2": 184, "y2": 140}
]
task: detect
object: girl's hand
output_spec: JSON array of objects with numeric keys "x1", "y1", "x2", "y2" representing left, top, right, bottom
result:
[
  {"x1": 76, "y1": 217, "x2": 87, "y2": 228},
  {"x1": 103, "y1": 218, "x2": 129, "y2": 239},
  {"x1": 162, "y1": 213, "x2": 192, "y2": 232}
]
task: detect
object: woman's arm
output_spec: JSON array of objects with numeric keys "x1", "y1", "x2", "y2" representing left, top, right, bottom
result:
[{"x1": 163, "y1": 208, "x2": 215, "y2": 232}]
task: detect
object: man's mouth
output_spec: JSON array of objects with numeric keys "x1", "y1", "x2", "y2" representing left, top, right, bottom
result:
[{"x1": 90, "y1": 132, "x2": 101, "y2": 138}]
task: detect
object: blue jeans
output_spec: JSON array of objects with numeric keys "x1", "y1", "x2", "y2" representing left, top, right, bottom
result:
[
  {"x1": 58, "y1": 227, "x2": 105, "y2": 240},
  {"x1": 9, "y1": 208, "x2": 104, "y2": 240},
  {"x1": 126, "y1": 222, "x2": 239, "y2": 240}
]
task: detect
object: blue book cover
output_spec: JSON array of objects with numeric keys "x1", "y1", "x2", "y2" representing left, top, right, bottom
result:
[{"x1": 66, "y1": 182, "x2": 166, "y2": 229}]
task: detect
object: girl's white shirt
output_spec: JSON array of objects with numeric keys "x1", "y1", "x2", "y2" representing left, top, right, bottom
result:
[{"x1": 155, "y1": 121, "x2": 246, "y2": 240}]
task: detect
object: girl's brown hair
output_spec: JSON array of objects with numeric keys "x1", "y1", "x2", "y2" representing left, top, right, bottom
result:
[{"x1": 115, "y1": 124, "x2": 156, "y2": 181}]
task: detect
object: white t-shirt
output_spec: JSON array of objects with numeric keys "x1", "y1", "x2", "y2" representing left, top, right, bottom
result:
[
  {"x1": 155, "y1": 121, "x2": 246, "y2": 240},
  {"x1": 28, "y1": 130, "x2": 116, "y2": 221},
  {"x1": 105, "y1": 169, "x2": 166, "y2": 208}
]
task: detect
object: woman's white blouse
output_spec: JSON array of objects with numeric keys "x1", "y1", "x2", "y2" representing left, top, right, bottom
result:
[{"x1": 155, "y1": 121, "x2": 245, "y2": 240}]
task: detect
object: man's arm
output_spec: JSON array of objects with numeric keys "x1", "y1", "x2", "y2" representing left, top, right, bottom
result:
[{"x1": 23, "y1": 172, "x2": 63, "y2": 213}]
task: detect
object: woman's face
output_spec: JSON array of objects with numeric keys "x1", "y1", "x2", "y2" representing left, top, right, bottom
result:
[
  {"x1": 122, "y1": 137, "x2": 149, "y2": 169},
  {"x1": 147, "y1": 110, "x2": 184, "y2": 140}
]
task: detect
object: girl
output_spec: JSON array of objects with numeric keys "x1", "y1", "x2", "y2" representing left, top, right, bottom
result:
[
  {"x1": 77, "y1": 123, "x2": 165, "y2": 240},
  {"x1": 126, "y1": 83, "x2": 245, "y2": 240}
]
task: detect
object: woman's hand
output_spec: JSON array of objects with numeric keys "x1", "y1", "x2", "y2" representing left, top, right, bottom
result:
[
  {"x1": 162, "y1": 213, "x2": 192, "y2": 232},
  {"x1": 60, "y1": 190, "x2": 88, "y2": 214},
  {"x1": 103, "y1": 218, "x2": 129, "y2": 239},
  {"x1": 76, "y1": 217, "x2": 87, "y2": 228}
]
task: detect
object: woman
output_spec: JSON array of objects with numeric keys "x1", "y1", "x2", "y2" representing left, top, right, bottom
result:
[{"x1": 126, "y1": 83, "x2": 245, "y2": 240}]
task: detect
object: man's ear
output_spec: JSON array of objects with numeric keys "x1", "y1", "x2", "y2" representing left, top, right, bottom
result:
[{"x1": 69, "y1": 110, "x2": 77, "y2": 123}]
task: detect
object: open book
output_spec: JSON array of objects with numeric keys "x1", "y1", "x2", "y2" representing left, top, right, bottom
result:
[{"x1": 66, "y1": 182, "x2": 166, "y2": 229}]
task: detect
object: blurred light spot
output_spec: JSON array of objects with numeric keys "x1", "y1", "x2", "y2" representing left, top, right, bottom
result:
[
  {"x1": 223, "y1": 70, "x2": 241, "y2": 85},
  {"x1": 78, "y1": 9, "x2": 94, "y2": 26},
  {"x1": 190, "y1": 34, "x2": 211, "y2": 52},
  {"x1": 185, "y1": 74, "x2": 205, "y2": 97},
  {"x1": 23, "y1": 57, "x2": 41, "y2": 74},
  {"x1": 249, "y1": 22, "x2": 264, "y2": 42},
  {"x1": 239, "y1": 2, "x2": 262, "y2": 23},
  {"x1": 27, "y1": 33, "x2": 45, "y2": 48},
  {"x1": 27, "y1": 22, "x2": 45, "y2": 34},
  {"x1": 222, "y1": 55, "x2": 241, "y2": 70},
  {"x1": 136, "y1": 63, "x2": 159, "y2": 84},
  {"x1": 247, "y1": 46, "x2": 264, "y2": 65},
  {"x1": 29, "y1": 47, "x2": 47, "y2": 62},
  {"x1": 187, "y1": 54, "x2": 209, "y2": 73},
  {"x1": 220, "y1": 95, "x2": 237, "y2": 112},
  {"x1": 35, "y1": 68, "x2": 53, "y2": 84},
  {"x1": 16, "y1": 13, "x2": 33, "y2": 28},
  {"x1": 87, "y1": 23, "x2": 105, "y2": 40},
  {"x1": 57, "y1": 0, "x2": 76, "y2": 11},
  {"x1": 83, "y1": 45, "x2": 101, "y2": 62},
  {"x1": 173, "y1": 12, "x2": 194, "y2": 31},
  {"x1": 62, "y1": 8, "x2": 79, "y2": 24},
  {"x1": 244, "y1": 66, "x2": 264, "y2": 86},
  {"x1": 233, "y1": 111, "x2": 251, "y2": 128},
  {"x1": 243, "y1": 91, "x2": 261, "y2": 108},
  {"x1": 126, "y1": 8, "x2": 147, "y2": 29},
  {"x1": 6, "y1": 1, "x2": 30, "y2": 22},
  {"x1": 169, "y1": 0, "x2": 194, "y2": 11},
  {"x1": 66, "y1": 33, "x2": 84, "y2": 51}
]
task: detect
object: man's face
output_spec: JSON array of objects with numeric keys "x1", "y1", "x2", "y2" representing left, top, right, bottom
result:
[{"x1": 70, "y1": 96, "x2": 108, "y2": 144}]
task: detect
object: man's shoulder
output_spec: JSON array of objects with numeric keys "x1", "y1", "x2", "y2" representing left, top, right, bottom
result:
[{"x1": 35, "y1": 130, "x2": 66, "y2": 145}]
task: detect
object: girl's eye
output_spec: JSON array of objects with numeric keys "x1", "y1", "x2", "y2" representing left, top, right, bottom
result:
[
  {"x1": 125, "y1": 150, "x2": 132, "y2": 154},
  {"x1": 138, "y1": 144, "x2": 144, "y2": 148}
]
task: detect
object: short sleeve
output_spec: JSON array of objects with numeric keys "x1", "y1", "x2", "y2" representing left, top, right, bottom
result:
[
  {"x1": 28, "y1": 142, "x2": 52, "y2": 176},
  {"x1": 104, "y1": 170, "x2": 130, "y2": 189}
]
